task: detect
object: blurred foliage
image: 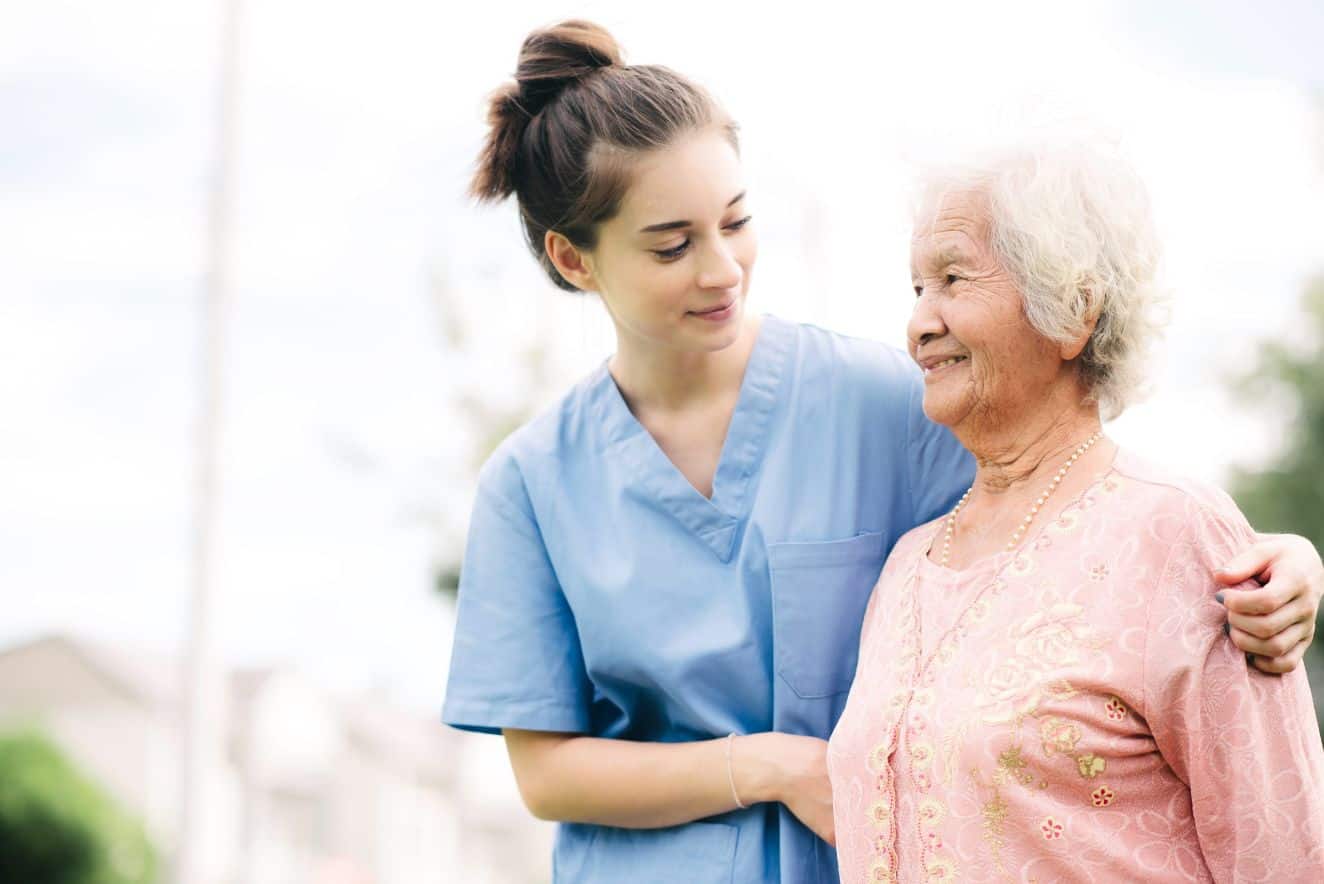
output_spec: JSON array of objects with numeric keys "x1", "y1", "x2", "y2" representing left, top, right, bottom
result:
[
  {"x1": 1228, "y1": 274, "x2": 1324, "y2": 730},
  {"x1": 0, "y1": 730, "x2": 157, "y2": 884},
  {"x1": 436, "y1": 563, "x2": 461, "y2": 596}
]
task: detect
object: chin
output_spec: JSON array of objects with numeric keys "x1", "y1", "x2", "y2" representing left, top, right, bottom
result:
[
  {"x1": 684, "y1": 300, "x2": 746, "y2": 350},
  {"x1": 921, "y1": 392, "x2": 968, "y2": 428},
  {"x1": 696, "y1": 325, "x2": 743, "y2": 353}
]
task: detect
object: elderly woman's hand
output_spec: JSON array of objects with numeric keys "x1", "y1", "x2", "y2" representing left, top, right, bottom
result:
[{"x1": 1215, "y1": 533, "x2": 1323, "y2": 673}]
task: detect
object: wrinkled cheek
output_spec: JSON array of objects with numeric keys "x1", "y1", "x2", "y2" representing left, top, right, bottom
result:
[{"x1": 967, "y1": 362, "x2": 995, "y2": 412}]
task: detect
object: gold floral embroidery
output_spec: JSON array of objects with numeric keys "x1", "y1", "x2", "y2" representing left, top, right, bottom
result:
[
  {"x1": 911, "y1": 741, "x2": 934, "y2": 770},
  {"x1": 993, "y1": 745, "x2": 1037, "y2": 788},
  {"x1": 1040, "y1": 816, "x2": 1064, "y2": 840},
  {"x1": 980, "y1": 789, "x2": 1010, "y2": 875},
  {"x1": 1043, "y1": 679, "x2": 1081, "y2": 702},
  {"x1": 1077, "y1": 753, "x2": 1106, "y2": 778},
  {"x1": 868, "y1": 743, "x2": 890, "y2": 773},
  {"x1": 1104, "y1": 696, "x2": 1128, "y2": 721},
  {"x1": 1040, "y1": 716, "x2": 1082, "y2": 756}
]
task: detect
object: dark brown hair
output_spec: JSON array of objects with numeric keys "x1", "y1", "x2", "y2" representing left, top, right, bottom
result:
[{"x1": 471, "y1": 20, "x2": 737, "y2": 291}]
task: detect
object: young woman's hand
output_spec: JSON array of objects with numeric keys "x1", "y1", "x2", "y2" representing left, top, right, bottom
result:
[
  {"x1": 1217, "y1": 532, "x2": 1323, "y2": 673},
  {"x1": 735, "y1": 732, "x2": 836, "y2": 845}
]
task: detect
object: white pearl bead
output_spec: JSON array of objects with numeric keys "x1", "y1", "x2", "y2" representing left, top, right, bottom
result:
[{"x1": 940, "y1": 430, "x2": 1104, "y2": 566}]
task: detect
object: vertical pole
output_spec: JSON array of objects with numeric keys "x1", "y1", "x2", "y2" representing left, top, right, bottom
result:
[{"x1": 177, "y1": 1, "x2": 242, "y2": 881}]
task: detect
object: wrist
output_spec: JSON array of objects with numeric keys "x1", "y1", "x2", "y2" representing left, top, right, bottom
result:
[{"x1": 730, "y1": 732, "x2": 784, "y2": 805}]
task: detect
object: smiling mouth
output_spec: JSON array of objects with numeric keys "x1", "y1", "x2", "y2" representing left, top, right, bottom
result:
[
  {"x1": 690, "y1": 301, "x2": 734, "y2": 316},
  {"x1": 924, "y1": 355, "x2": 967, "y2": 374}
]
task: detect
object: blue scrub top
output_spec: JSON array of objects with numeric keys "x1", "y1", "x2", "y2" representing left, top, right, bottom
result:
[{"x1": 442, "y1": 315, "x2": 973, "y2": 883}]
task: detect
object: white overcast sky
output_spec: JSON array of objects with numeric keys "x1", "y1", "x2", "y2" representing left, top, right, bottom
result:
[{"x1": 2, "y1": 0, "x2": 1322, "y2": 711}]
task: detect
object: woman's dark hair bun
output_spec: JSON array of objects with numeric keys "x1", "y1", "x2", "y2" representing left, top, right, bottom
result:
[
  {"x1": 514, "y1": 20, "x2": 622, "y2": 115},
  {"x1": 469, "y1": 19, "x2": 733, "y2": 291},
  {"x1": 470, "y1": 21, "x2": 622, "y2": 202}
]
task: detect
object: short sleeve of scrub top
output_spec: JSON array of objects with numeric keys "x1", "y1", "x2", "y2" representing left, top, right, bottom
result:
[
  {"x1": 442, "y1": 449, "x2": 591, "y2": 735},
  {"x1": 442, "y1": 316, "x2": 973, "y2": 884}
]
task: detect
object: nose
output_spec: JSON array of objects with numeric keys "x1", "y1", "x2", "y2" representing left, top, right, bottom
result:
[
  {"x1": 695, "y1": 238, "x2": 743, "y2": 291},
  {"x1": 907, "y1": 286, "x2": 947, "y2": 352}
]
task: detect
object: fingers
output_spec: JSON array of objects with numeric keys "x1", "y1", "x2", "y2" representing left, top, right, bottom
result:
[
  {"x1": 1218, "y1": 581, "x2": 1299, "y2": 617},
  {"x1": 1214, "y1": 541, "x2": 1279, "y2": 585},
  {"x1": 1226, "y1": 594, "x2": 1314, "y2": 640},
  {"x1": 1229, "y1": 619, "x2": 1313, "y2": 661},
  {"x1": 1249, "y1": 637, "x2": 1311, "y2": 675}
]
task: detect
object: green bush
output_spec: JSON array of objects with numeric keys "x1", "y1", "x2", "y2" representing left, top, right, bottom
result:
[{"x1": 0, "y1": 730, "x2": 157, "y2": 884}]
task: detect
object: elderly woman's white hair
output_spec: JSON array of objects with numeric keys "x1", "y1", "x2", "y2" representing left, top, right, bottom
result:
[{"x1": 915, "y1": 138, "x2": 1167, "y2": 420}]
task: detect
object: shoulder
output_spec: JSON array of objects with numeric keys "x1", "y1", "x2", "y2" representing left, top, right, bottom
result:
[
  {"x1": 1108, "y1": 448, "x2": 1255, "y2": 574},
  {"x1": 474, "y1": 364, "x2": 613, "y2": 507},
  {"x1": 774, "y1": 316, "x2": 921, "y2": 418},
  {"x1": 891, "y1": 516, "x2": 944, "y2": 567},
  {"x1": 786, "y1": 317, "x2": 918, "y2": 384}
]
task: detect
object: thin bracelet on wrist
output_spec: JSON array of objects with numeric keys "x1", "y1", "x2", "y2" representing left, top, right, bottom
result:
[{"x1": 725, "y1": 732, "x2": 747, "y2": 809}]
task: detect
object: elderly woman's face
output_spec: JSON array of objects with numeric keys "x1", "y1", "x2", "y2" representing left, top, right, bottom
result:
[{"x1": 908, "y1": 190, "x2": 1063, "y2": 431}]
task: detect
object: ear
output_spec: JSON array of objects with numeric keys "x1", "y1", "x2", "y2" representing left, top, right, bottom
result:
[
  {"x1": 1059, "y1": 297, "x2": 1101, "y2": 361},
  {"x1": 545, "y1": 231, "x2": 597, "y2": 292},
  {"x1": 1059, "y1": 321, "x2": 1097, "y2": 361}
]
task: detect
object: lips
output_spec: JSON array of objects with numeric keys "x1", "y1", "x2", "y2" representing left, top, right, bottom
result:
[{"x1": 690, "y1": 300, "x2": 734, "y2": 316}]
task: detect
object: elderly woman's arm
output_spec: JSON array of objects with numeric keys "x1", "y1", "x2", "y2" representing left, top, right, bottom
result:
[
  {"x1": 1148, "y1": 506, "x2": 1324, "y2": 880},
  {"x1": 1214, "y1": 533, "x2": 1323, "y2": 673}
]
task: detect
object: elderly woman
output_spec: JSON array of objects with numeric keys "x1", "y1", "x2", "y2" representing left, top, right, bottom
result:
[{"x1": 827, "y1": 141, "x2": 1324, "y2": 882}]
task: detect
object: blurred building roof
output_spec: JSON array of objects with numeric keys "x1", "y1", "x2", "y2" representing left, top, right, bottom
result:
[{"x1": 0, "y1": 633, "x2": 458, "y2": 781}]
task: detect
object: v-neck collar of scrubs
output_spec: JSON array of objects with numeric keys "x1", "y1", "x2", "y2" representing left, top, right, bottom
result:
[{"x1": 587, "y1": 314, "x2": 794, "y2": 563}]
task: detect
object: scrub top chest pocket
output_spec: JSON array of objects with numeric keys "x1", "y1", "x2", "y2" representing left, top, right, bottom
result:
[{"x1": 767, "y1": 531, "x2": 887, "y2": 699}]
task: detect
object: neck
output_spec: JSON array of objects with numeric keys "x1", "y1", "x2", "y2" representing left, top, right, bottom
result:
[
  {"x1": 609, "y1": 313, "x2": 762, "y2": 412},
  {"x1": 958, "y1": 391, "x2": 1104, "y2": 497}
]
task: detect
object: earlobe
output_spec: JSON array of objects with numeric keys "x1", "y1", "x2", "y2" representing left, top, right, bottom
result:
[
  {"x1": 1061, "y1": 313, "x2": 1100, "y2": 361},
  {"x1": 545, "y1": 231, "x2": 597, "y2": 292}
]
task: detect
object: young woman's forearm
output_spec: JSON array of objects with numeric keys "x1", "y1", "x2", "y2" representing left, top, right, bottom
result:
[{"x1": 502, "y1": 729, "x2": 785, "y2": 829}]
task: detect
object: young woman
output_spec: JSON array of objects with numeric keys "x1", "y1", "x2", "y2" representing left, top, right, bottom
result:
[{"x1": 441, "y1": 20, "x2": 1323, "y2": 884}]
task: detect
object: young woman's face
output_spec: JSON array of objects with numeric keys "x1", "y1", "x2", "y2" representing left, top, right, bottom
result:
[{"x1": 585, "y1": 127, "x2": 757, "y2": 354}]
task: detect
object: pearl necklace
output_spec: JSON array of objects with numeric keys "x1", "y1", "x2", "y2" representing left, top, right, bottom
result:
[{"x1": 940, "y1": 430, "x2": 1105, "y2": 567}]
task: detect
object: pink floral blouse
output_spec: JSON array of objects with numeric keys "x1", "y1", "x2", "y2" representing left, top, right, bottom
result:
[{"x1": 828, "y1": 448, "x2": 1324, "y2": 882}]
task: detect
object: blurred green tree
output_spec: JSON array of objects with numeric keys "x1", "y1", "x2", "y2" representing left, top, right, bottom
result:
[
  {"x1": 0, "y1": 730, "x2": 157, "y2": 884},
  {"x1": 1228, "y1": 274, "x2": 1324, "y2": 729}
]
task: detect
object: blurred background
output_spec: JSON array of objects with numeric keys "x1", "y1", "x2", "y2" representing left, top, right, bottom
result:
[{"x1": 1, "y1": 0, "x2": 1321, "y2": 881}]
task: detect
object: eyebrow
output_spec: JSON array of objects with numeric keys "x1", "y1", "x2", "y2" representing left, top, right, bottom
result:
[
  {"x1": 638, "y1": 191, "x2": 747, "y2": 234},
  {"x1": 912, "y1": 245, "x2": 968, "y2": 276},
  {"x1": 934, "y1": 245, "x2": 968, "y2": 267}
]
